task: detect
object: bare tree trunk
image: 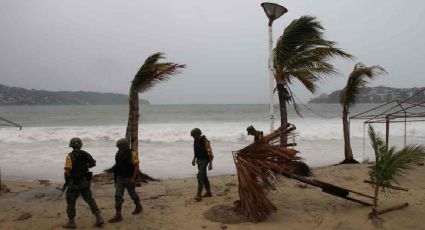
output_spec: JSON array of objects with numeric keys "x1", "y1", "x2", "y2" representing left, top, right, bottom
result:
[
  {"x1": 126, "y1": 87, "x2": 140, "y2": 153},
  {"x1": 277, "y1": 83, "x2": 288, "y2": 147},
  {"x1": 342, "y1": 106, "x2": 358, "y2": 164}
]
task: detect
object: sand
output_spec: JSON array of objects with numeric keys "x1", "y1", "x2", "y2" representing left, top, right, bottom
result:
[{"x1": 1, "y1": 164, "x2": 425, "y2": 230}]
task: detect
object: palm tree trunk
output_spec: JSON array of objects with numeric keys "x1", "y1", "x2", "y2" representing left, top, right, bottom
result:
[
  {"x1": 126, "y1": 86, "x2": 140, "y2": 153},
  {"x1": 372, "y1": 185, "x2": 379, "y2": 217},
  {"x1": 342, "y1": 106, "x2": 358, "y2": 164},
  {"x1": 277, "y1": 83, "x2": 288, "y2": 147}
]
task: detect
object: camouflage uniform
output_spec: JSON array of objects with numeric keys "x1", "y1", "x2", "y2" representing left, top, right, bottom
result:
[
  {"x1": 114, "y1": 176, "x2": 141, "y2": 210},
  {"x1": 66, "y1": 177, "x2": 101, "y2": 218}
]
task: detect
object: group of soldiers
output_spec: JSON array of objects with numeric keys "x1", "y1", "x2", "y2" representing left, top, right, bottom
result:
[{"x1": 62, "y1": 128, "x2": 214, "y2": 229}]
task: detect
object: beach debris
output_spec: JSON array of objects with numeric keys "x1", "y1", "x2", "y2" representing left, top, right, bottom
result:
[
  {"x1": 233, "y1": 126, "x2": 377, "y2": 222},
  {"x1": 0, "y1": 183, "x2": 10, "y2": 194},
  {"x1": 98, "y1": 168, "x2": 159, "y2": 184},
  {"x1": 289, "y1": 174, "x2": 373, "y2": 206},
  {"x1": 233, "y1": 127, "x2": 310, "y2": 222},
  {"x1": 368, "y1": 203, "x2": 409, "y2": 218},
  {"x1": 34, "y1": 193, "x2": 45, "y2": 199},
  {"x1": 37, "y1": 180, "x2": 51, "y2": 186},
  {"x1": 220, "y1": 225, "x2": 228, "y2": 229},
  {"x1": 16, "y1": 212, "x2": 32, "y2": 221}
]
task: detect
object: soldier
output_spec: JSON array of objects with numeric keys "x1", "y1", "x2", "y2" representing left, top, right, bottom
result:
[
  {"x1": 63, "y1": 137, "x2": 104, "y2": 229},
  {"x1": 190, "y1": 128, "x2": 214, "y2": 202},
  {"x1": 108, "y1": 138, "x2": 142, "y2": 223},
  {"x1": 247, "y1": 125, "x2": 264, "y2": 142}
]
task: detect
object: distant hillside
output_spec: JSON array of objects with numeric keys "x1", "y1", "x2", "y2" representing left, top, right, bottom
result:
[
  {"x1": 309, "y1": 86, "x2": 425, "y2": 103},
  {"x1": 0, "y1": 84, "x2": 149, "y2": 105}
]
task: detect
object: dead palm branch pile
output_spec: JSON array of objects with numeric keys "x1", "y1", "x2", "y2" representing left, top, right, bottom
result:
[{"x1": 233, "y1": 127, "x2": 310, "y2": 222}]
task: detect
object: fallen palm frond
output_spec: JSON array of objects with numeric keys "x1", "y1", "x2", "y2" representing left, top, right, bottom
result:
[{"x1": 233, "y1": 127, "x2": 310, "y2": 222}]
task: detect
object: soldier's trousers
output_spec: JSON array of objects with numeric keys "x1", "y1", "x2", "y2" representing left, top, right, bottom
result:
[
  {"x1": 66, "y1": 179, "x2": 100, "y2": 218},
  {"x1": 114, "y1": 176, "x2": 141, "y2": 210},
  {"x1": 197, "y1": 159, "x2": 210, "y2": 195}
]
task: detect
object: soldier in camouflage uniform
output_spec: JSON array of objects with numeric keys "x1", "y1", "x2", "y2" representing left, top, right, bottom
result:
[
  {"x1": 108, "y1": 138, "x2": 142, "y2": 223},
  {"x1": 63, "y1": 137, "x2": 104, "y2": 229},
  {"x1": 190, "y1": 128, "x2": 214, "y2": 202}
]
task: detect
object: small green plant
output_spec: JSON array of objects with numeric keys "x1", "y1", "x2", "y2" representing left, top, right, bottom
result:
[{"x1": 368, "y1": 125, "x2": 425, "y2": 217}]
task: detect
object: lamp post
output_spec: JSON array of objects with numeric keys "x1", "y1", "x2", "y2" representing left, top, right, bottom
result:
[{"x1": 261, "y1": 2, "x2": 287, "y2": 132}]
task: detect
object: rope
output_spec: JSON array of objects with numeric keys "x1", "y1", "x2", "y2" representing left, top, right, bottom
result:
[{"x1": 292, "y1": 94, "x2": 340, "y2": 119}]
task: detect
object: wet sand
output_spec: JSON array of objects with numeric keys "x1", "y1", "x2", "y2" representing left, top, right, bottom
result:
[{"x1": 1, "y1": 164, "x2": 425, "y2": 230}]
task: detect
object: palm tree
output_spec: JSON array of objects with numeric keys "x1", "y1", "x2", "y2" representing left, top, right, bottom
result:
[
  {"x1": 340, "y1": 63, "x2": 387, "y2": 163},
  {"x1": 273, "y1": 16, "x2": 352, "y2": 146},
  {"x1": 126, "y1": 52, "x2": 185, "y2": 152},
  {"x1": 368, "y1": 125, "x2": 425, "y2": 217}
]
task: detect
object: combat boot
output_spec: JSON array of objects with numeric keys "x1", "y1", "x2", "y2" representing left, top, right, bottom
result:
[
  {"x1": 194, "y1": 193, "x2": 202, "y2": 202},
  {"x1": 202, "y1": 190, "x2": 213, "y2": 197},
  {"x1": 62, "y1": 218, "x2": 76, "y2": 229},
  {"x1": 108, "y1": 209, "x2": 122, "y2": 223},
  {"x1": 132, "y1": 203, "x2": 143, "y2": 215},
  {"x1": 94, "y1": 213, "x2": 104, "y2": 227}
]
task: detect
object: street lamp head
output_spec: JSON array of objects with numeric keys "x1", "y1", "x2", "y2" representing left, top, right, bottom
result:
[{"x1": 261, "y1": 2, "x2": 288, "y2": 26}]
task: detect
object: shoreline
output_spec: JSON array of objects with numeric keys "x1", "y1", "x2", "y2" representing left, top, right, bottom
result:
[{"x1": 1, "y1": 163, "x2": 425, "y2": 229}]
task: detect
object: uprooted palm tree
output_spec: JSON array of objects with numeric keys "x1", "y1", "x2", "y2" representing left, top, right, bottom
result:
[
  {"x1": 273, "y1": 15, "x2": 353, "y2": 146},
  {"x1": 368, "y1": 125, "x2": 425, "y2": 217},
  {"x1": 340, "y1": 63, "x2": 387, "y2": 164},
  {"x1": 126, "y1": 52, "x2": 185, "y2": 152}
]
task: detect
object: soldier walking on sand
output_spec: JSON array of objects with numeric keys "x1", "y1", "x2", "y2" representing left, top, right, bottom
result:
[
  {"x1": 108, "y1": 138, "x2": 142, "y2": 223},
  {"x1": 63, "y1": 137, "x2": 104, "y2": 229},
  {"x1": 191, "y1": 128, "x2": 214, "y2": 201}
]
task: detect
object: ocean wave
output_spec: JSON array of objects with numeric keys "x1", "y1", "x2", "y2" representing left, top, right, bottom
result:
[{"x1": 0, "y1": 120, "x2": 423, "y2": 144}]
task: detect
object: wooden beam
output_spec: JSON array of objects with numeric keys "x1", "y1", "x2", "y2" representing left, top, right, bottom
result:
[
  {"x1": 363, "y1": 180, "x2": 409, "y2": 191},
  {"x1": 369, "y1": 203, "x2": 409, "y2": 218},
  {"x1": 313, "y1": 179, "x2": 375, "y2": 199}
]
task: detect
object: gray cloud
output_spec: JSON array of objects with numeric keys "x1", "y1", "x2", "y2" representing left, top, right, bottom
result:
[{"x1": 1, "y1": 0, "x2": 424, "y2": 104}]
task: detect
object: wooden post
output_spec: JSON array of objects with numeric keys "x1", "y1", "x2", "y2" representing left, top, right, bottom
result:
[
  {"x1": 385, "y1": 116, "x2": 389, "y2": 147},
  {"x1": 0, "y1": 167, "x2": 2, "y2": 196}
]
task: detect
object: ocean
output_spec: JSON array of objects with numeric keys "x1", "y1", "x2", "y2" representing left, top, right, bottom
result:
[{"x1": 1, "y1": 104, "x2": 424, "y2": 182}]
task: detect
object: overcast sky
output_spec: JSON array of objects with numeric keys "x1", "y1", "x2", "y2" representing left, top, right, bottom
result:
[{"x1": 1, "y1": 0, "x2": 424, "y2": 104}]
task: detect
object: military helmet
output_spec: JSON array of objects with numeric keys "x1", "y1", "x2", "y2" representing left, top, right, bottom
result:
[
  {"x1": 190, "y1": 128, "x2": 202, "y2": 137},
  {"x1": 69, "y1": 137, "x2": 82, "y2": 149},
  {"x1": 247, "y1": 125, "x2": 256, "y2": 134},
  {"x1": 116, "y1": 138, "x2": 130, "y2": 148}
]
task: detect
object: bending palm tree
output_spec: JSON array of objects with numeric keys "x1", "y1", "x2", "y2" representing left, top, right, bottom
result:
[
  {"x1": 126, "y1": 52, "x2": 185, "y2": 152},
  {"x1": 340, "y1": 63, "x2": 386, "y2": 163},
  {"x1": 273, "y1": 16, "x2": 352, "y2": 146},
  {"x1": 368, "y1": 125, "x2": 425, "y2": 217}
]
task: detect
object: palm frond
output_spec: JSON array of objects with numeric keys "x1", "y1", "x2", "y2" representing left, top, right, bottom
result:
[
  {"x1": 234, "y1": 129, "x2": 310, "y2": 222},
  {"x1": 340, "y1": 63, "x2": 387, "y2": 108},
  {"x1": 132, "y1": 52, "x2": 186, "y2": 93},
  {"x1": 273, "y1": 15, "x2": 352, "y2": 119},
  {"x1": 368, "y1": 125, "x2": 425, "y2": 194}
]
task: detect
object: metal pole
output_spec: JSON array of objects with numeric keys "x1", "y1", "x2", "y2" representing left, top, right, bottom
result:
[
  {"x1": 404, "y1": 112, "x2": 407, "y2": 147},
  {"x1": 268, "y1": 24, "x2": 275, "y2": 132},
  {"x1": 385, "y1": 116, "x2": 390, "y2": 150}
]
